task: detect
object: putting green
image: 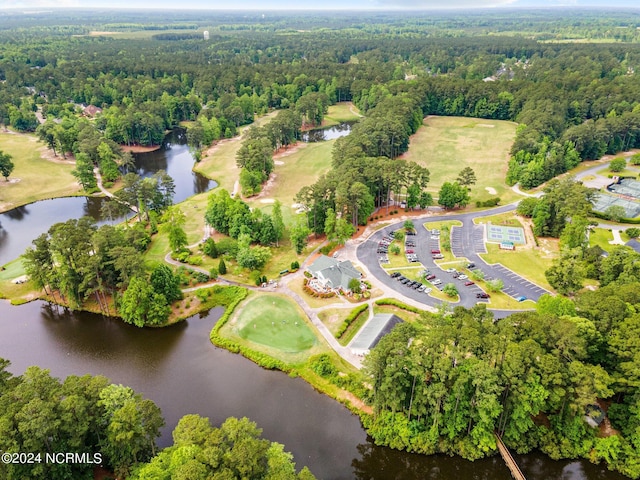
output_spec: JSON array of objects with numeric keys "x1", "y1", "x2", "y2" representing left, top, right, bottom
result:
[{"x1": 236, "y1": 294, "x2": 316, "y2": 353}]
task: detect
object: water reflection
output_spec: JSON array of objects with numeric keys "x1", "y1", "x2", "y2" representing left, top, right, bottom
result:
[
  {"x1": 133, "y1": 128, "x2": 215, "y2": 203},
  {"x1": 302, "y1": 122, "x2": 354, "y2": 142}
]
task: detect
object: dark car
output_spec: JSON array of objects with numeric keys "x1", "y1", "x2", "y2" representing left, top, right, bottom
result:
[
  {"x1": 426, "y1": 274, "x2": 436, "y2": 280},
  {"x1": 467, "y1": 263, "x2": 476, "y2": 269},
  {"x1": 431, "y1": 249, "x2": 440, "y2": 254},
  {"x1": 464, "y1": 281, "x2": 475, "y2": 286},
  {"x1": 476, "y1": 293, "x2": 490, "y2": 299}
]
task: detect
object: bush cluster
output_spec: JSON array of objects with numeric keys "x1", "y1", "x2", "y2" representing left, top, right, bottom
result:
[
  {"x1": 475, "y1": 197, "x2": 501, "y2": 208},
  {"x1": 336, "y1": 304, "x2": 369, "y2": 339},
  {"x1": 374, "y1": 298, "x2": 423, "y2": 314},
  {"x1": 302, "y1": 278, "x2": 336, "y2": 298}
]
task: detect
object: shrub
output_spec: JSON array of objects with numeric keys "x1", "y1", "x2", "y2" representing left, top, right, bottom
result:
[
  {"x1": 309, "y1": 354, "x2": 337, "y2": 378},
  {"x1": 218, "y1": 258, "x2": 227, "y2": 275},
  {"x1": 625, "y1": 227, "x2": 640, "y2": 239},
  {"x1": 610, "y1": 157, "x2": 626, "y2": 172},
  {"x1": 336, "y1": 304, "x2": 368, "y2": 338},
  {"x1": 291, "y1": 260, "x2": 300, "y2": 270},
  {"x1": 202, "y1": 238, "x2": 218, "y2": 258},
  {"x1": 630, "y1": 153, "x2": 640, "y2": 165},
  {"x1": 374, "y1": 298, "x2": 423, "y2": 314},
  {"x1": 187, "y1": 255, "x2": 203, "y2": 266}
]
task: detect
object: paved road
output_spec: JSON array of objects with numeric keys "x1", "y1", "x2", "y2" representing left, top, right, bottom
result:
[{"x1": 356, "y1": 204, "x2": 551, "y2": 312}]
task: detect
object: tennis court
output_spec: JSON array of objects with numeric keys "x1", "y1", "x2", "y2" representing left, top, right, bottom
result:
[
  {"x1": 592, "y1": 193, "x2": 640, "y2": 219},
  {"x1": 486, "y1": 224, "x2": 526, "y2": 244},
  {"x1": 608, "y1": 178, "x2": 640, "y2": 199}
]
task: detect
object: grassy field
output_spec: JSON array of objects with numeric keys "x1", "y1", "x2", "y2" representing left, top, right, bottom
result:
[
  {"x1": 597, "y1": 166, "x2": 638, "y2": 178},
  {"x1": 481, "y1": 243, "x2": 555, "y2": 291},
  {"x1": 322, "y1": 102, "x2": 362, "y2": 126},
  {"x1": 232, "y1": 293, "x2": 316, "y2": 352},
  {"x1": 589, "y1": 227, "x2": 615, "y2": 252},
  {"x1": 193, "y1": 111, "x2": 279, "y2": 193},
  {"x1": 400, "y1": 116, "x2": 518, "y2": 204},
  {"x1": 247, "y1": 139, "x2": 335, "y2": 221},
  {"x1": 373, "y1": 304, "x2": 423, "y2": 323},
  {"x1": 474, "y1": 212, "x2": 524, "y2": 228},
  {"x1": 0, "y1": 133, "x2": 81, "y2": 212},
  {"x1": 338, "y1": 307, "x2": 370, "y2": 346}
]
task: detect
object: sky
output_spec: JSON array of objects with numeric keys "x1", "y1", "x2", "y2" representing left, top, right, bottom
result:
[{"x1": 1, "y1": 0, "x2": 639, "y2": 9}]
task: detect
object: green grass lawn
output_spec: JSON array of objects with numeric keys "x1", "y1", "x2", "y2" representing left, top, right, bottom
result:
[
  {"x1": 589, "y1": 227, "x2": 615, "y2": 252},
  {"x1": 0, "y1": 132, "x2": 81, "y2": 212},
  {"x1": 338, "y1": 307, "x2": 370, "y2": 346},
  {"x1": 473, "y1": 212, "x2": 524, "y2": 228},
  {"x1": 234, "y1": 294, "x2": 316, "y2": 353},
  {"x1": 373, "y1": 304, "x2": 423, "y2": 323},
  {"x1": 194, "y1": 111, "x2": 278, "y2": 193},
  {"x1": 322, "y1": 102, "x2": 362, "y2": 126},
  {"x1": 480, "y1": 243, "x2": 555, "y2": 292},
  {"x1": 400, "y1": 116, "x2": 518, "y2": 205},
  {"x1": 247, "y1": 139, "x2": 335, "y2": 221},
  {"x1": 597, "y1": 166, "x2": 638, "y2": 178}
]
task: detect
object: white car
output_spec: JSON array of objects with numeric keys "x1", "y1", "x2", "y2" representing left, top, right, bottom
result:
[
  {"x1": 446, "y1": 268, "x2": 456, "y2": 273},
  {"x1": 423, "y1": 288, "x2": 432, "y2": 294},
  {"x1": 458, "y1": 274, "x2": 468, "y2": 280},
  {"x1": 432, "y1": 279, "x2": 442, "y2": 285}
]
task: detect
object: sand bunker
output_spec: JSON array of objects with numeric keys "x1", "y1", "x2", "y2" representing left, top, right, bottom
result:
[{"x1": 485, "y1": 187, "x2": 497, "y2": 195}]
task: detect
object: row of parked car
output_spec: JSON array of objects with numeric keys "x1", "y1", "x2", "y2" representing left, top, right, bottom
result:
[{"x1": 389, "y1": 271, "x2": 432, "y2": 294}]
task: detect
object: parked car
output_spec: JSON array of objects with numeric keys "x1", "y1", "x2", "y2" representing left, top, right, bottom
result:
[
  {"x1": 466, "y1": 263, "x2": 476, "y2": 269},
  {"x1": 464, "y1": 281, "x2": 475, "y2": 286},
  {"x1": 516, "y1": 295, "x2": 527, "y2": 302},
  {"x1": 458, "y1": 274, "x2": 468, "y2": 280},
  {"x1": 426, "y1": 274, "x2": 436, "y2": 280},
  {"x1": 423, "y1": 288, "x2": 432, "y2": 294},
  {"x1": 446, "y1": 268, "x2": 456, "y2": 273},
  {"x1": 432, "y1": 279, "x2": 442, "y2": 285},
  {"x1": 431, "y1": 249, "x2": 441, "y2": 254},
  {"x1": 431, "y1": 229, "x2": 440, "y2": 235},
  {"x1": 476, "y1": 292, "x2": 490, "y2": 299},
  {"x1": 432, "y1": 254, "x2": 444, "y2": 259}
]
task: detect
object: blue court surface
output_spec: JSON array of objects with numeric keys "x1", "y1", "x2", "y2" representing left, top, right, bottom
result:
[{"x1": 487, "y1": 225, "x2": 526, "y2": 245}]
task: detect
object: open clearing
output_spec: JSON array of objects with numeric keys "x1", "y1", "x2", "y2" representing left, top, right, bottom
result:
[
  {"x1": 0, "y1": 133, "x2": 81, "y2": 212},
  {"x1": 231, "y1": 293, "x2": 316, "y2": 353},
  {"x1": 400, "y1": 116, "x2": 518, "y2": 204}
]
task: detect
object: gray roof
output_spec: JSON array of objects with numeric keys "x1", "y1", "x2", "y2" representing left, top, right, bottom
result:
[
  {"x1": 350, "y1": 314, "x2": 403, "y2": 353},
  {"x1": 626, "y1": 239, "x2": 640, "y2": 254},
  {"x1": 308, "y1": 256, "x2": 361, "y2": 291}
]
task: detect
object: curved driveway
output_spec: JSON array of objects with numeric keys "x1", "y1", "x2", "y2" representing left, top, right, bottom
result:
[{"x1": 356, "y1": 204, "x2": 550, "y2": 315}]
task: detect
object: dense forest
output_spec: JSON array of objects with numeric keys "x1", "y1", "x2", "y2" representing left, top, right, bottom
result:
[
  {"x1": 363, "y1": 280, "x2": 640, "y2": 478},
  {"x1": 3, "y1": 8, "x2": 640, "y2": 478},
  {"x1": 0, "y1": 359, "x2": 315, "y2": 479}
]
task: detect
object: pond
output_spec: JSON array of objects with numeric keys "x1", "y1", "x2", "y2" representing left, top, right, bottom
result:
[
  {"x1": 0, "y1": 300, "x2": 626, "y2": 480},
  {"x1": 0, "y1": 129, "x2": 216, "y2": 266},
  {"x1": 301, "y1": 122, "x2": 354, "y2": 142}
]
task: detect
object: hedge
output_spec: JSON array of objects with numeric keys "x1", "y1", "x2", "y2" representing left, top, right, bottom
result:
[
  {"x1": 336, "y1": 304, "x2": 369, "y2": 339},
  {"x1": 374, "y1": 298, "x2": 424, "y2": 314},
  {"x1": 591, "y1": 210, "x2": 640, "y2": 224}
]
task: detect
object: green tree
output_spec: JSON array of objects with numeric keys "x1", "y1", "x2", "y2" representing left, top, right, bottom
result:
[
  {"x1": 545, "y1": 248, "x2": 585, "y2": 295},
  {"x1": 334, "y1": 217, "x2": 355, "y2": 245},
  {"x1": 324, "y1": 207, "x2": 337, "y2": 240},
  {"x1": 0, "y1": 150, "x2": 15, "y2": 182},
  {"x1": 348, "y1": 278, "x2": 362, "y2": 294},
  {"x1": 218, "y1": 258, "x2": 227, "y2": 275},
  {"x1": 609, "y1": 157, "x2": 626, "y2": 172},
  {"x1": 456, "y1": 166, "x2": 477, "y2": 187},
  {"x1": 443, "y1": 283, "x2": 458, "y2": 297},
  {"x1": 625, "y1": 228, "x2": 640, "y2": 239},
  {"x1": 536, "y1": 294, "x2": 577, "y2": 317},
  {"x1": 202, "y1": 238, "x2": 218, "y2": 258},
  {"x1": 161, "y1": 206, "x2": 188, "y2": 252},
  {"x1": 272, "y1": 200, "x2": 285, "y2": 247},
  {"x1": 486, "y1": 278, "x2": 504, "y2": 292},
  {"x1": 438, "y1": 182, "x2": 470, "y2": 209},
  {"x1": 517, "y1": 197, "x2": 539, "y2": 217},
  {"x1": 120, "y1": 276, "x2": 170, "y2": 327},
  {"x1": 605, "y1": 205, "x2": 626, "y2": 223},
  {"x1": 560, "y1": 216, "x2": 589, "y2": 249},
  {"x1": 389, "y1": 244, "x2": 401, "y2": 255},
  {"x1": 150, "y1": 264, "x2": 183, "y2": 304},
  {"x1": 71, "y1": 152, "x2": 98, "y2": 191},
  {"x1": 290, "y1": 218, "x2": 310, "y2": 254}
]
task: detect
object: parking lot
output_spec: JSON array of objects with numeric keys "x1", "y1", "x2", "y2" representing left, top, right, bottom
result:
[{"x1": 357, "y1": 205, "x2": 549, "y2": 311}]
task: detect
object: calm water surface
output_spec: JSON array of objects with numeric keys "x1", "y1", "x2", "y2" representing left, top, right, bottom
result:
[
  {"x1": 0, "y1": 301, "x2": 626, "y2": 480},
  {"x1": 0, "y1": 129, "x2": 216, "y2": 266}
]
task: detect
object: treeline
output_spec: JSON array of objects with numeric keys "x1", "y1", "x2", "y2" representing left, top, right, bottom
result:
[
  {"x1": 0, "y1": 359, "x2": 316, "y2": 480},
  {"x1": 364, "y1": 281, "x2": 640, "y2": 478},
  {"x1": 296, "y1": 94, "x2": 431, "y2": 234},
  {"x1": 21, "y1": 213, "x2": 185, "y2": 326},
  {"x1": 0, "y1": 359, "x2": 163, "y2": 479}
]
